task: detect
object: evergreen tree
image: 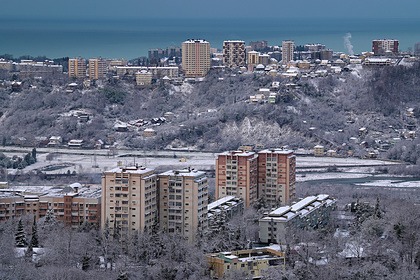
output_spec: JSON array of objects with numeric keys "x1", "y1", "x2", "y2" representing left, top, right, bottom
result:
[
  {"x1": 81, "y1": 253, "x2": 91, "y2": 271},
  {"x1": 30, "y1": 216, "x2": 39, "y2": 248},
  {"x1": 31, "y1": 148, "x2": 37, "y2": 162},
  {"x1": 15, "y1": 219, "x2": 27, "y2": 248}
]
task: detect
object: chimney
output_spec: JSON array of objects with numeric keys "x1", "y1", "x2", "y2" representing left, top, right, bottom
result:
[{"x1": 74, "y1": 186, "x2": 78, "y2": 193}]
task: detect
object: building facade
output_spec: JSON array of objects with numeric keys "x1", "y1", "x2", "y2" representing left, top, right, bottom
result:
[
  {"x1": 215, "y1": 151, "x2": 258, "y2": 207},
  {"x1": 0, "y1": 183, "x2": 101, "y2": 228},
  {"x1": 282, "y1": 40, "x2": 295, "y2": 64},
  {"x1": 223, "y1": 41, "x2": 246, "y2": 67},
  {"x1": 207, "y1": 248, "x2": 285, "y2": 278},
  {"x1": 136, "y1": 70, "x2": 153, "y2": 86},
  {"x1": 247, "y1": 51, "x2": 260, "y2": 66},
  {"x1": 207, "y1": 196, "x2": 244, "y2": 230},
  {"x1": 158, "y1": 168, "x2": 208, "y2": 242},
  {"x1": 69, "y1": 58, "x2": 87, "y2": 78},
  {"x1": 415, "y1": 42, "x2": 420, "y2": 56},
  {"x1": 88, "y1": 58, "x2": 107, "y2": 79},
  {"x1": 182, "y1": 39, "x2": 211, "y2": 77},
  {"x1": 101, "y1": 166, "x2": 158, "y2": 236},
  {"x1": 372, "y1": 39, "x2": 399, "y2": 55},
  {"x1": 257, "y1": 149, "x2": 296, "y2": 207},
  {"x1": 259, "y1": 194, "x2": 336, "y2": 243}
]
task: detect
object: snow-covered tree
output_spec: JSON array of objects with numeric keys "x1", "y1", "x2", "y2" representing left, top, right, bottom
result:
[{"x1": 15, "y1": 219, "x2": 27, "y2": 248}]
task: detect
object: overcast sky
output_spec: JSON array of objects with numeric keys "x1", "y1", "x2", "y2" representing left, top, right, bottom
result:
[{"x1": 1, "y1": 0, "x2": 419, "y2": 20}]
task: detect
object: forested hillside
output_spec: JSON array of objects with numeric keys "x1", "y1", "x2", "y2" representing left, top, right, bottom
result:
[{"x1": 1, "y1": 63, "x2": 420, "y2": 160}]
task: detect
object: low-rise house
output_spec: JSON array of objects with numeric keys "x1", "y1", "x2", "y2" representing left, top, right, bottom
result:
[
  {"x1": 68, "y1": 139, "x2": 84, "y2": 149},
  {"x1": 48, "y1": 136, "x2": 62, "y2": 147},
  {"x1": 207, "y1": 248, "x2": 285, "y2": 278},
  {"x1": 144, "y1": 128, "x2": 156, "y2": 137},
  {"x1": 314, "y1": 145, "x2": 324, "y2": 156}
]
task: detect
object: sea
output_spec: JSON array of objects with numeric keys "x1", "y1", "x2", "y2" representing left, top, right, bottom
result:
[{"x1": 1, "y1": 17, "x2": 419, "y2": 60}]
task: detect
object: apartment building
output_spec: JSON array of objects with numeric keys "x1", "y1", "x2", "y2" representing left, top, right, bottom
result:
[
  {"x1": 88, "y1": 58, "x2": 107, "y2": 79},
  {"x1": 0, "y1": 183, "x2": 101, "y2": 228},
  {"x1": 68, "y1": 58, "x2": 87, "y2": 78},
  {"x1": 207, "y1": 196, "x2": 244, "y2": 230},
  {"x1": 282, "y1": 40, "x2": 295, "y2": 64},
  {"x1": 215, "y1": 151, "x2": 258, "y2": 207},
  {"x1": 415, "y1": 42, "x2": 420, "y2": 56},
  {"x1": 223, "y1": 40, "x2": 246, "y2": 67},
  {"x1": 372, "y1": 39, "x2": 399, "y2": 55},
  {"x1": 257, "y1": 149, "x2": 296, "y2": 207},
  {"x1": 259, "y1": 194, "x2": 336, "y2": 243},
  {"x1": 115, "y1": 66, "x2": 179, "y2": 79},
  {"x1": 182, "y1": 39, "x2": 211, "y2": 77},
  {"x1": 101, "y1": 166, "x2": 158, "y2": 236},
  {"x1": 158, "y1": 168, "x2": 208, "y2": 242},
  {"x1": 247, "y1": 51, "x2": 260, "y2": 66},
  {"x1": 136, "y1": 70, "x2": 153, "y2": 86}
]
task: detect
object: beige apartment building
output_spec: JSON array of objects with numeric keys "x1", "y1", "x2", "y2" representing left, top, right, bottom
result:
[
  {"x1": 257, "y1": 149, "x2": 296, "y2": 207},
  {"x1": 182, "y1": 39, "x2": 211, "y2": 77},
  {"x1": 215, "y1": 151, "x2": 258, "y2": 207},
  {"x1": 101, "y1": 166, "x2": 158, "y2": 236},
  {"x1": 282, "y1": 40, "x2": 295, "y2": 65},
  {"x1": 158, "y1": 168, "x2": 208, "y2": 242},
  {"x1": 223, "y1": 40, "x2": 246, "y2": 67},
  {"x1": 68, "y1": 58, "x2": 87, "y2": 78},
  {"x1": 136, "y1": 70, "x2": 153, "y2": 86},
  {"x1": 88, "y1": 58, "x2": 107, "y2": 79},
  {"x1": 247, "y1": 51, "x2": 260, "y2": 66}
]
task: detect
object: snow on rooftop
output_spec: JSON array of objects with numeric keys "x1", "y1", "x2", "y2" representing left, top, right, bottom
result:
[
  {"x1": 159, "y1": 168, "x2": 206, "y2": 177},
  {"x1": 105, "y1": 166, "x2": 154, "y2": 174},
  {"x1": 208, "y1": 195, "x2": 237, "y2": 210}
]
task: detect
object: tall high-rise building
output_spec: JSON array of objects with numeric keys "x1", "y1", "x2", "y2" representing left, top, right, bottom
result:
[
  {"x1": 415, "y1": 43, "x2": 420, "y2": 56},
  {"x1": 158, "y1": 168, "x2": 208, "y2": 242},
  {"x1": 223, "y1": 40, "x2": 246, "y2": 67},
  {"x1": 181, "y1": 39, "x2": 211, "y2": 77},
  {"x1": 216, "y1": 149, "x2": 296, "y2": 208},
  {"x1": 282, "y1": 40, "x2": 295, "y2": 64},
  {"x1": 68, "y1": 58, "x2": 86, "y2": 78},
  {"x1": 257, "y1": 149, "x2": 296, "y2": 207},
  {"x1": 247, "y1": 51, "x2": 260, "y2": 66},
  {"x1": 101, "y1": 166, "x2": 158, "y2": 236},
  {"x1": 88, "y1": 58, "x2": 107, "y2": 79},
  {"x1": 215, "y1": 151, "x2": 258, "y2": 207},
  {"x1": 372, "y1": 39, "x2": 399, "y2": 55}
]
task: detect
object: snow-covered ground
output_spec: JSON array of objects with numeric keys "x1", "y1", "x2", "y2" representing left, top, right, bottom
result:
[{"x1": 356, "y1": 180, "x2": 420, "y2": 188}]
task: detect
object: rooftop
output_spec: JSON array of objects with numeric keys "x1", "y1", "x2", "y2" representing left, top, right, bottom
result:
[{"x1": 105, "y1": 166, "x2": 154, "y2": 175}]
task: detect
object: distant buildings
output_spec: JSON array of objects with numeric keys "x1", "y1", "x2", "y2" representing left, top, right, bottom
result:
[
  {"x1": 69, "y1": 58, "x2": 87, "y2": 78},
  {"x1": 282, "y1": 40, "x2": 295, "y2": 64},
  {"x1": 148, "y1": 46, "x2": 181, "y2": 60},
  {"x1": 158, "y1": 168, "x2": 208, "y2": 242},
  {"x1": 182, "y1": 39, "x2": 211, "y2": 77},
  {"x1": 372, "y1": 39, "x2": 399, "y2": 55},
  {"x1": 259, "y1": 194, "x2": 336, "y2": 243},
  {"x1": 247, "y1": 51, "x2": 260, "y2": 68},
  {"x1": 223, "y1": 40, "x2": 246, "y2": 67},
  {"x1": 101, "y1": 166, "x2": 158, "y2": 235},
  {"x1": 249, "y1": 40, "x2": 268, "y2": 51},
  {"x1": 88, "y1": 58, "x2": 107, "y2": 79},
  {"x1": 414, "y1": 42, "x2": 420, "y2": 56}
]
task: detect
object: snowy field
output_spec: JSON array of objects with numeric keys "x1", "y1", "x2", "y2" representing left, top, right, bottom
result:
[{"x1": 1, "y1": 148, "x2": 409, "y2": 189}]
